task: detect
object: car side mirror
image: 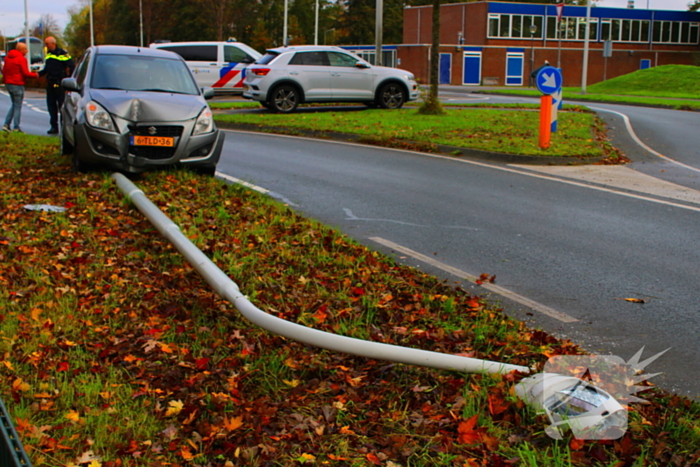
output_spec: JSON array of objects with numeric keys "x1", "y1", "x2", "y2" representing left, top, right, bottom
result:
[
  {"x1": 241, "y1": 56, "x2": 255, "y2": 64},
  {"x1": 62, "y1": 77, "x2": 80, "y2": 92},
  {"x1": 355, "y1": 62, "x2": 370, "y2": 69},
  {"x1": 201, "y1": 87, "x2": 215, "y2": 100}
]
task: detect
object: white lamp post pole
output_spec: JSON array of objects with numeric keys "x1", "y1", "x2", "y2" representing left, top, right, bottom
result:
[
  {"x1": 581, "y1": 1, "x2": 592, "y2": 93},
  {"x1": 89, "y1": 0, "x2": 95, "y2": 46},
  {"x1": 283, "y1": 0, "x2": 288, "y2": 46},
  {"x1": 24, "y1": 0, "x2": 30, "y2": 58},
  {"x1": 314, "y1": 0, "x2": 319, "y2": 45},
  {"x1": 375, "y1": 0, "x2": 383, "y2": 66},
  {"x1": 139, "y1": 0, "x2": 144, "y2": 47}
]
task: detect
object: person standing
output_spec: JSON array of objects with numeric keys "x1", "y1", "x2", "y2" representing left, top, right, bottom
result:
[
  {"x1": 38, "y1": 36, "x2": 74, "y2": 135},
  {"x1": 2, "y1": 42, "x2": 38, "y2": 133}
]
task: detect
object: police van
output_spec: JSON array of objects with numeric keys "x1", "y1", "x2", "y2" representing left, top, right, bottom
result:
[{"x1": 150, "y1": 40, "x2": 261, "y2": 93}]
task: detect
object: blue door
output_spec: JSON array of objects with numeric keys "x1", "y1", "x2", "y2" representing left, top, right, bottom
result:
[
  {"x1": 506, "y1": 53, "x2": 524, "y2": 86},
  {"x1": 640, "y1": 59, "x2": 651, "y2": 70},
  {"x1": 463, "y1": 52, "x2": 481, "y2": 86},
  {"x1": 439, "y1": 53, "x2": 452, "y2": 84}
]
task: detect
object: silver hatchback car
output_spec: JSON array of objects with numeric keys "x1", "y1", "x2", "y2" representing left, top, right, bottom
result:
[
  {"x1": 61, "y1": 45, "x2": 224, "y2": 174},
  {"x1": 242, "y1": 45, "x2": 419, "y2": 112}
]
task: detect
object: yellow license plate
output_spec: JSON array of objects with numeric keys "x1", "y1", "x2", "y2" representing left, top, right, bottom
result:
[{"x1": 131, "y1": 135, "x2": 174, "y2": 147}]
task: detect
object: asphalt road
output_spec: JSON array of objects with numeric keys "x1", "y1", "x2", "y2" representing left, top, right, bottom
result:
[{"x1": 3, "y1": 87, "x2": 699, "y2": 398}]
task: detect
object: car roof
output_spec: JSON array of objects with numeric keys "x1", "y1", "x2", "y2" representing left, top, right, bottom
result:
[
  {"x1": 91, "y1": 45, "x2": 182, "y2": 60},
  {"x1": 265, "y1": 45, "x2": 349, "y2": 54},
  {"x1": 149, "y1": 41, "x2": 262, "y2": 57}
]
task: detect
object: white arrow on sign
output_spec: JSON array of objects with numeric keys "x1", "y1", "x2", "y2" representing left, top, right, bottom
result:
[{"x1": 542, "y1": 72, "x2": 557, "y2": 89}]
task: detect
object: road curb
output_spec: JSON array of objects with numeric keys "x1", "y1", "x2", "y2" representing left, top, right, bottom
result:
[{"x1": 214, "y1": 121, "x2": 605, "y2": 166}]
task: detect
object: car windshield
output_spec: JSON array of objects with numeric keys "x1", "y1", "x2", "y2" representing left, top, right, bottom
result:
[{"x1": 91, "y1": 54, "x2": 200, "y2": 95}]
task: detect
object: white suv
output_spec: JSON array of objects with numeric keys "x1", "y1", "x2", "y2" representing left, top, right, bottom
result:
[{"x1": 242, "y1": 46, "x2": 419, "y2": 112}]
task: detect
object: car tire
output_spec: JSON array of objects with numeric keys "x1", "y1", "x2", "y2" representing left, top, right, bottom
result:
[
  {"x1": 60, "y1": 123, "x2": 73, "y2": 155},
  {"x1": 70, "y1": 140, "x2": 91, "y2": 174},
  {"x1": 378, "y1": 82, "x2": 406, "y2": 109},
  {"x1": 269, "y1": 85, "x2": 299, "y2": 113}
]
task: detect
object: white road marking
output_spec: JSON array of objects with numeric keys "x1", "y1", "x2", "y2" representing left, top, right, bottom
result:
[
  {"x1": 589, "y1": 106, "x2": 700, "y2": 175},
  {"x1": 370, "y1": 236, "x2": 579, "y2": 323},
  {"x1": 215, "y1": 172, "x2": 269, "y2": 194},
  {"x1": 0, "y1": 91, "x2": 48, "y2": 114},
  {"x1": 222, "y1": 129, "x2": 700, "y2": 214}
]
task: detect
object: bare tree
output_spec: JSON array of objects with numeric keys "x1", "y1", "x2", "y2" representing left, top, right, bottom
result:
[
  {"x1": 417, "y1": 0, "x2": 445, "y2": 115},
  {"x1": 31, "y1": 14, "x2": 62, "y2": 40}
]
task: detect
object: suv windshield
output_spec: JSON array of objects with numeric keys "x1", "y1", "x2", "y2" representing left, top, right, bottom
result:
[{"x1": 91, "y1": 54, "x2": 200, "y2": 95}]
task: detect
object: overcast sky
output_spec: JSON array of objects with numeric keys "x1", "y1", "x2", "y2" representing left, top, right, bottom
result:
[{"x1": 0, "y1": 0, "x2": 695, "y2": 41}]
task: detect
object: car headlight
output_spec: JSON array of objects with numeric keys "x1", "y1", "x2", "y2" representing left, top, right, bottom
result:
[
  {"x1": 405, "y1": 74, "x2": 415, "y2": 81},
  {"x1": 193, "y1": 107, "x2": 214, "y2": 135},
  {"x1": 85, "y1": 100, "x2": 116, "y2": 131}
]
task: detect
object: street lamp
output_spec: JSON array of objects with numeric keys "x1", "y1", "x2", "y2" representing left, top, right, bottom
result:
[
  {"x1": 529, "y1": 23, "x2": 537, "y2": 87},
  {"x1": 324, "y1": 28, "x2": 335, "y2": 45}
]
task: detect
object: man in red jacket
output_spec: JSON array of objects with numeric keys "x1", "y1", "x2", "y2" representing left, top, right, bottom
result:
[{"x1": 2, "y1": 42, "x2": 38, "y2": 133}]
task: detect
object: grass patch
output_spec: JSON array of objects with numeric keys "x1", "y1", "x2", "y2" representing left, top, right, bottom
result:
[
  {"x1": 586, "y1": 64, "x2": 700, "y2": 99},
  {"x1": 215, "y1": 108, "x2": 604, "y2": 157},
  {"x1": 481, "y1": 65, "x2": 700, "y2": 110},
  {"x1": 1, "y1": 132, "x2": 698, "y2": 466}
]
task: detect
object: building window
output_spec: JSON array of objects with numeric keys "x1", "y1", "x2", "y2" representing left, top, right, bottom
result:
[
  {"x1": 488, "y1": 14, "x2": 543, "y2": 39},
  {"x1": 546, "y1": 17, "x2": 598, "y2": 41},
  {"x1": 601, "y1": 19, "x2": 650, "y2": 43},
  {"x1": 652, "y1": 21, "x2": 699, "y2": 44}
]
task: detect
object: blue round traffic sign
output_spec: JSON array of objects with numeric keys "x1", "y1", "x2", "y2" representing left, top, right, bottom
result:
[{"x1": 535, "y1": 66, "x2": 563, "y2": 95}]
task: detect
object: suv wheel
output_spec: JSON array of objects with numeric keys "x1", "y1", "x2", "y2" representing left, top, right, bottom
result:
[
  {"x1": 270, "y1": 85, "x2": 299, "y2": 113},
  {"x1": 378, "y1": 83, "x2": 406, "y2": 109}
]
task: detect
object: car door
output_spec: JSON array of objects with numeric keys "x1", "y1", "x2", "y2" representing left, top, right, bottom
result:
[
  {"x1": 287, "y1": 51, "x2": 331, "y2": 100},
  {"x1": 63, "y1": 50, "x2": 91, "y2": 144},
  {"x1": 327, "y1": 51, "x2": 374, "y2": 100},
  {"x1": 158, "y1": 45, "x2": 219, "y2": 88},
  {"x1": 217, "y1": 44, "x2": 257, "y2": 92}
]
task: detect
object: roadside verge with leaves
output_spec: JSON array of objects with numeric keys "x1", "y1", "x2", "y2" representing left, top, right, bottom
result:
[{"x1": 0, "y1": 133, "x2": 698, "y2": 467}]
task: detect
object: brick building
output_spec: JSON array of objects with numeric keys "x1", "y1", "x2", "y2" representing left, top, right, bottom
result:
[{"x1": 399, "y1": 1, "x2": 700, "y2": 87}]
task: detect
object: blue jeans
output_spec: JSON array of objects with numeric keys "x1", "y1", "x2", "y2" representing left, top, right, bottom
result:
[{"x1": 4, "y1": 84, "x2": 25, "y2": 130}]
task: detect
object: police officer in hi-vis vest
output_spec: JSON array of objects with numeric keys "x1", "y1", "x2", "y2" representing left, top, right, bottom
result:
[{"x1": 38, "y1": 37, "x2": 75, "y2": 135}]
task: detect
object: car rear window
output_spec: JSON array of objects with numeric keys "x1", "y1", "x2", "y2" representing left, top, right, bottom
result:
[
  {"x1": 91, "y1": 54, "x2": 200, "y2": 95},
  {"x1": 256, "y1": 52, "x2": 280, "y2": 65}
]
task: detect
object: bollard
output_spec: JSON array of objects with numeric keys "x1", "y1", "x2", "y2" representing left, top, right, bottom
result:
[{"x1": 539, "y1": 94, "x2": 552, "y2": 149}]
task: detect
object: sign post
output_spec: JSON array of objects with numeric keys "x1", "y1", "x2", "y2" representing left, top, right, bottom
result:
[{"x1": 535, "y1": 66, "x2": 563, "y2": 149}]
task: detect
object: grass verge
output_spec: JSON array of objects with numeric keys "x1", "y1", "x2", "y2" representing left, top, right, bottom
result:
[
  {"x1": 479, "y1": 87, "x2": 700, "y2": 111},
  {"x1": 1, "y1": 133, "x2": 698, "y2": 466},
  {"x1": 215, "y1": 107, "x2": 609, "y2": 158}
]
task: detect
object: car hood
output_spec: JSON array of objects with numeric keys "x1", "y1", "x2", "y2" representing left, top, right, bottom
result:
[
  {"x1": 90, "y1": 90, "x2": 205, "y2": 122},
  {"x1": 373, "y1": 65, "x2": 415, "y2": 79}
]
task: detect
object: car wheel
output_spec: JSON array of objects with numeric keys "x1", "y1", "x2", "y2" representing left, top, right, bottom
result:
[
  {"x1": 269, "y1": 85, "x2": 299, "y2": 113},
  {"x1": 71, "y1": 140, "x2": 91, "y2": 174},
  {"x1": 60, "y1": 123, "x2": 73, "y2": 155},
  {"x1": 378, "y1": 83, "x2": 406, "y2": 109}
]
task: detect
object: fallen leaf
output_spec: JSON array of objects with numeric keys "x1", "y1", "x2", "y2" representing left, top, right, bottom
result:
[
  {"x1": 223, "y1": 415, "x2": 243, "y2": 432},
  {"x1": 165, "y1": 400, "x2": 183, "y2": 417}
]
